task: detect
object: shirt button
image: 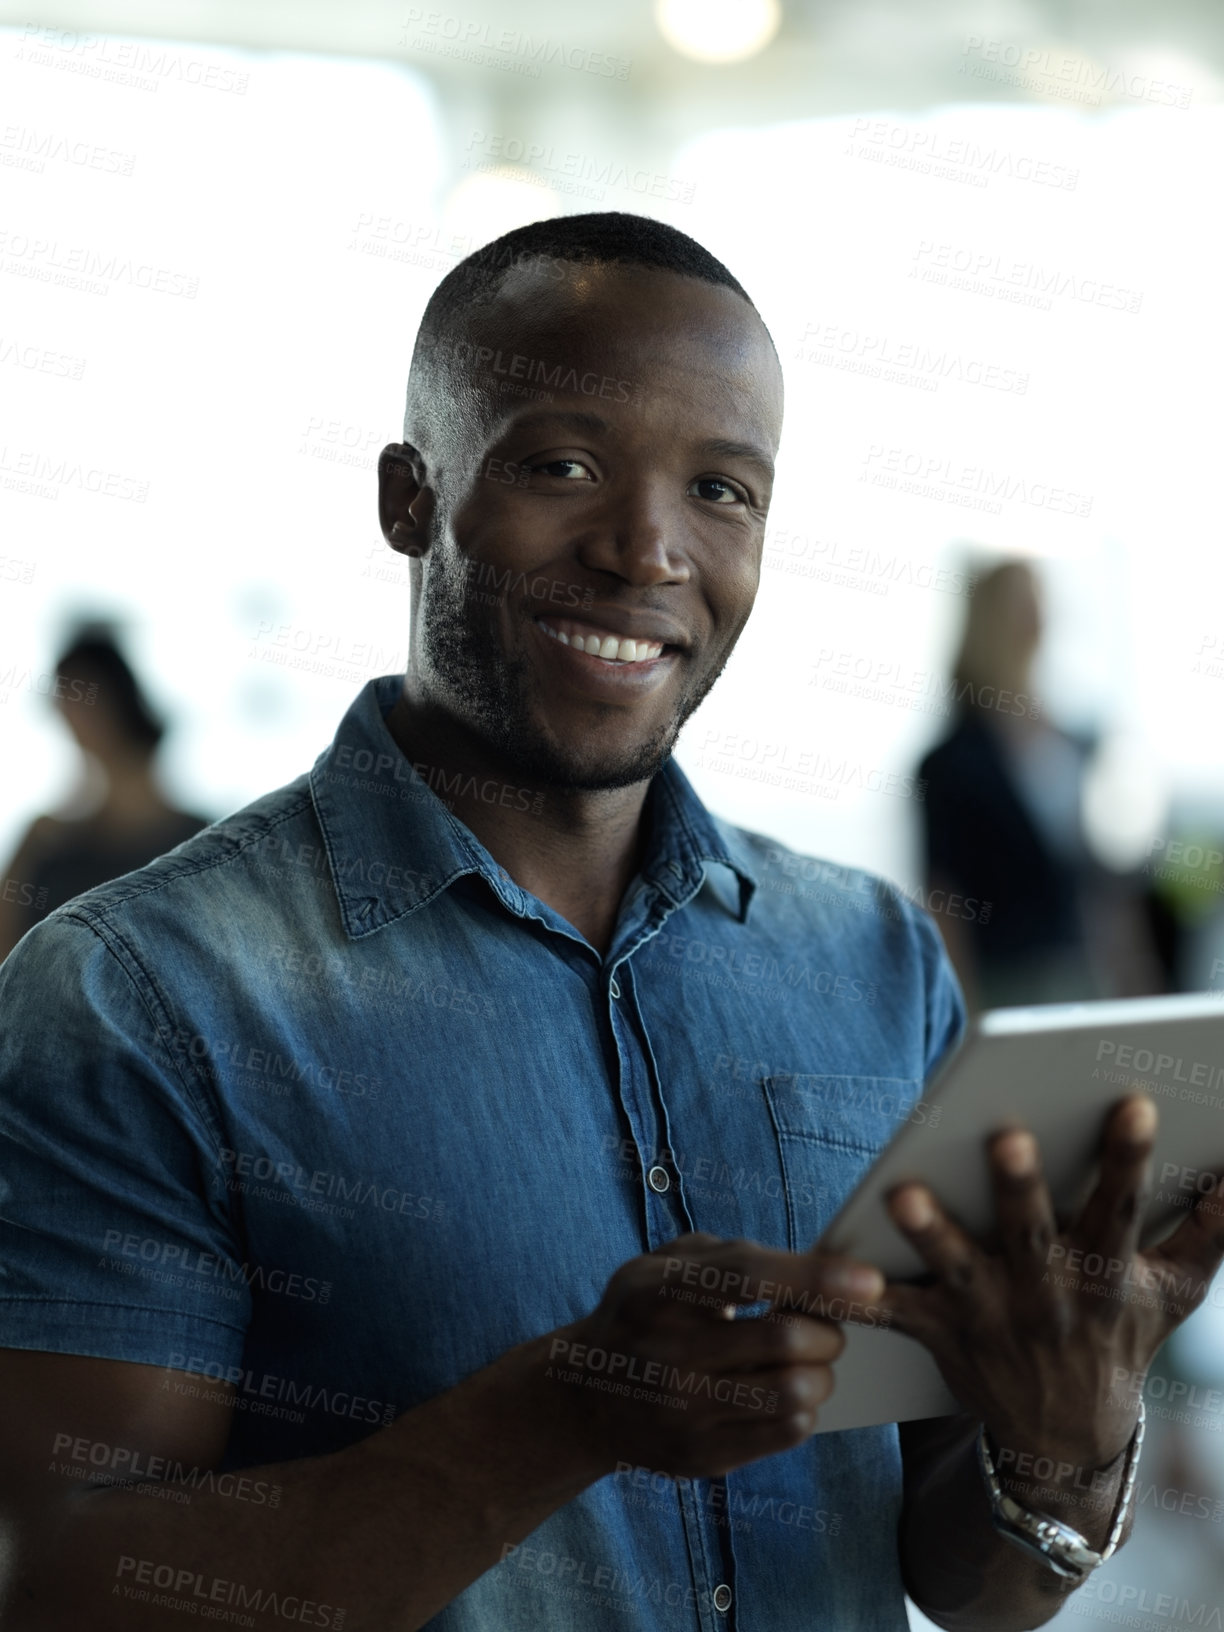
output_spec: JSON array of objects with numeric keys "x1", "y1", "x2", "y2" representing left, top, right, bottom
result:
[
  {"x1": 647, "y1": 1165, "x2": 670, "y2": 1193},
  {"x1": 713, "y1": 1583, "x2": 733, "y2": 1613},
  {"x1": 609, "y1": 976, "x2": 621, "y2": 1000}
]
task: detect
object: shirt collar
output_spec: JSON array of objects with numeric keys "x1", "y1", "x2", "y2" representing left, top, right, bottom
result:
[{"x1": 310, "y1": 674, "x2": 759, "y2": 939}]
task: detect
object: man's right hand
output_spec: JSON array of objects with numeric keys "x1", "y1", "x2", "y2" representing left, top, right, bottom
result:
[{"x1": 539, "y1": 1231, "x2": 886, "y2": 1480}]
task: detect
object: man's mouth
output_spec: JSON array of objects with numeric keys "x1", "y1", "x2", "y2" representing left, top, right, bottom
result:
[{"x1": 536, "y1": 616, "x2": 668, "y2": 666}]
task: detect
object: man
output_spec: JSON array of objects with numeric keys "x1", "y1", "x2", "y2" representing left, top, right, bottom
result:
[{"x1": 0, "y1": 211, "x2": 1218, "y2": 1631}]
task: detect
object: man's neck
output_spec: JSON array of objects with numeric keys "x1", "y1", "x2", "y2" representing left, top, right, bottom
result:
[{"x1": 384, "y1": 694, "x2": 652, "y2": 958}]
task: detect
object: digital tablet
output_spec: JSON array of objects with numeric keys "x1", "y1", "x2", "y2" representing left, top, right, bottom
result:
[{"x1": 810, "y1": 991, "x2": 1224, "y2": 1434}]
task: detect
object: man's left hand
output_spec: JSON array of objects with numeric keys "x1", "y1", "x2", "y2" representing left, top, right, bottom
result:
[{"x1": 876, "y1": 1093, "x2": 1224, "y2": 1473}]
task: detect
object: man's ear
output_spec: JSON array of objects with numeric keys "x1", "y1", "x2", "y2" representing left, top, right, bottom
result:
[{"x1": 378, "y1": 442, "x2": 434, "y2": 557}]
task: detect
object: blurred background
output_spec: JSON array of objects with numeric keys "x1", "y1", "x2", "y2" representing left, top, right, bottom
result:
[{"x1": 2, "y1": 0, "x2": 1224, "y2": 1621}]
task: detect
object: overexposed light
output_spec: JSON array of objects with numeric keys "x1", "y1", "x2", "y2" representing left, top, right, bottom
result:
[
  {"x1": 440, "y1": 166, "x2": 562, "y2": 248},
  {"x1": 1081, "y1": 733, "x2": 1169, "y2": 872},
  {"x1": 655, "y1": 0, "x2": 781, "y2": 65}
]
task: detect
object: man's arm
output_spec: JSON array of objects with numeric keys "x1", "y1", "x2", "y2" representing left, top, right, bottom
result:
[
  {"x1": 2, "y1": 1236, "x2": 875, "y2": 1632},
  {"x1": 898, "y1": 1410, "x2": 1135, "y2": 1631},
  {"x1": 1, "y1": 1338, "x2": 606, "y2": 1632}
]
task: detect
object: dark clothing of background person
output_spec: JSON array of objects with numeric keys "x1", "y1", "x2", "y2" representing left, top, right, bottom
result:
[
  {"x1": 918, "y1": 710, "x2": 1102, "y2": 1008},
  {"x1": 2, "y1": 808, "x2": 210, "y2": 954}
]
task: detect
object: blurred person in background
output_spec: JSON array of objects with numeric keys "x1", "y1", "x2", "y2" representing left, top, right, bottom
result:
[
  {"x1": 0, "y1": 622, "x2": 209, "y2": 962},
  {"x1": 917, "y1": 559, "x2": 1167, "y2": 1013}
]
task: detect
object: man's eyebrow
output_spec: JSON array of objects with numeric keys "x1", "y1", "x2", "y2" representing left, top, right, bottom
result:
[
  {"x1": 698, "y1": 439, "x2": 776, "y2": 481},
  {"x1": 500, "y1": 410, "x2": 611, "y2": 439}
]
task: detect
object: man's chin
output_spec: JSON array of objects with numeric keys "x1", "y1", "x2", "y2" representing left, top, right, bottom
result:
[{"x1": 515, "y1": 724, "x2": 677, "y2": 794}]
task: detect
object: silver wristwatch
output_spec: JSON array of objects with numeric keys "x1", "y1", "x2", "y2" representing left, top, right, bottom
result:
[{"x1": 976, "y1": 1401, "x2": 1145, "y2": 1583}]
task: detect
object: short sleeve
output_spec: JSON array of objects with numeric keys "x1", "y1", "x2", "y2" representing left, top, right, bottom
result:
[
  {"x1": 909, "y1": 896, "x2": 969, "y2": 1084},
  {"x1": 0, "y1": 911, "x2": 250, "y2": 1369}
]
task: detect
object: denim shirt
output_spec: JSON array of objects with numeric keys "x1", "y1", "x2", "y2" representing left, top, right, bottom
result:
[{"x1": 0, "y1": 673, "x2": 965, "y2": 1631}]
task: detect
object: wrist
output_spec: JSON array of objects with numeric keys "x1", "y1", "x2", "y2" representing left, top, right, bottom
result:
[
  {"x1": 977, "y1": 1403, "x2": 1145, "y2": 1578},
  {"x1": 987, "y1": 1413, "x2": 1137, "y2": 1495},
  {"x1": 515, "y1": 1324, "x2": 622, "y2": 1485}
]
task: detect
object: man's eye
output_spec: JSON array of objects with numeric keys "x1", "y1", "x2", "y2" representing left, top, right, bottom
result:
[
  {"x1": 528, "y1": 459, "x2": 592, "y2": 480},
  {"x1": 691, "y1": 477, "x2": 745, "y2": 505}
]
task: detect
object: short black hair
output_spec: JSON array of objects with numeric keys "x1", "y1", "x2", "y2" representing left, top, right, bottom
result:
[
  {"x1": 55, "y1": 621, "x2": 166, "y2": 753},
  {"x1": 403, "y1": 211, "x2": 762, "y2": 448},
  {"x1": 422, "y1": 210, "x2": 754, "y2": 330}
]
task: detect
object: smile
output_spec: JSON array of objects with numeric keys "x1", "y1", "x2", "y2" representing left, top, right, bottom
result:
[{"x1": 536, "y1": 617, "x2": 666, "y2": 665}]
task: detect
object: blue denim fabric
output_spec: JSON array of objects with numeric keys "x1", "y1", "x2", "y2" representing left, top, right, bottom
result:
[{"x1": 0, "y1": 673, "x2": 965, "y2": 1631}]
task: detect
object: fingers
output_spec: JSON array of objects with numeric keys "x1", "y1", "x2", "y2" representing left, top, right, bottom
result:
[
  {"x1": 1148, "y1": 1162, "x2": 1224, "y2": 1300},
  {"x1": 629, "y1": 1236, "x2": 884, "y2": 1324},
  {"x1": 987, "y1": 1128, "x2": 1058, "y2": 1281},
  {"x1": 887, "y1": 1184, "x2": 986, "y2": 1296},
  {"x1": 698, "y1": 1308, "x2": 846, "y2": 1372},
  {"x1": 1073, "y1": 1097, "x2": 1157, "y2": 1277}
]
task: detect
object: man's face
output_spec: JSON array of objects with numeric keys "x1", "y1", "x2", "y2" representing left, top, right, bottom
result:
[{"x1": 398, "y1": 261, "x2": 783, "y2": 790}]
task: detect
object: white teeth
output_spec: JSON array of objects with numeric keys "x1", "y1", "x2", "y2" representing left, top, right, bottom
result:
[{"x1": 539, "y1": 622, "x2": 665, "y2": 663}]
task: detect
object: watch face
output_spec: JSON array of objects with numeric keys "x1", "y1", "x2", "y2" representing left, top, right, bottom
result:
[{"x1": 995, "y1": 1518, "x2": 1091, "y2": 1582}]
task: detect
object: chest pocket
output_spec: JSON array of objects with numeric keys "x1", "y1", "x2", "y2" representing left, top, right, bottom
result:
[{"x1": 762, "y1": 1074, "x2": 922, "y2": 1251}]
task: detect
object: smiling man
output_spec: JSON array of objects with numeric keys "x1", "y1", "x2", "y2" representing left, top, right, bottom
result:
[{"x1": 1, "y1": 212, "x2": 1219, "y2": 1632}]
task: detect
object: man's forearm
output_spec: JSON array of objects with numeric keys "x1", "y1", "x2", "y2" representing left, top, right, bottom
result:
[
  {"x1": 899, "y1": 1415, "x2": 1135, "y2": 1632},
  {"x1": 12, "y1": 1328, "x2": 610, "y2": 1632}
]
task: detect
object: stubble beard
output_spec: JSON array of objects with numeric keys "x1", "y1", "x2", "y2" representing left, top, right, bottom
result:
[{"x1": 417, "y1": 551, "x2": 727, "y2": 793}]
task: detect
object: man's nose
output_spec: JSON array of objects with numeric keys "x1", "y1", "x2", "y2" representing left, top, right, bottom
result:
[{"x1": 576, "y1": 484, "x2": 690, "y2": 586}]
